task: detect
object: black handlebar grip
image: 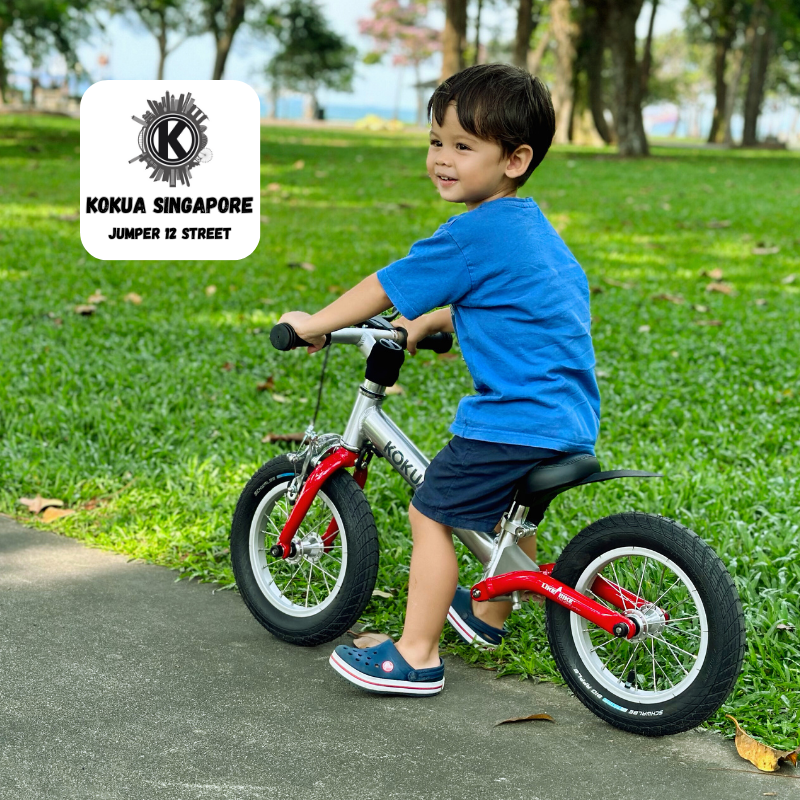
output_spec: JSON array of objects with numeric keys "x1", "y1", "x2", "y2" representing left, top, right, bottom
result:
[
  {"x1": 269, "y1": 323, "x2": 332, "y2": 351},
  {"x1": 417, "y1": 332, "x2": 454, "y2": 354}
]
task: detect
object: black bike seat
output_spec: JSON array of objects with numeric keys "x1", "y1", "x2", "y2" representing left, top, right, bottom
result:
[{"x1": 515, "y1": 453, "x2": 600, "y2": 502}]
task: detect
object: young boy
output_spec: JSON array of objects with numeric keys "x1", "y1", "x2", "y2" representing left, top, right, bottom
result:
[{"x1": 279, "y1": 63, "x2": 600, "y2": 696}]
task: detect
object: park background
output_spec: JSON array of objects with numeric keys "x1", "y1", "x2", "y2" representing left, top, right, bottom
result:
[{"x1": 1, "y1": 0, "x2": 799, "y2": 752}]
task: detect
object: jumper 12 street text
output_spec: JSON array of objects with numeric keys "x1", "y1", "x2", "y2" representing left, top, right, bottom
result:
[{"x1": 108, "y1": 227, "x2": 233, "y2": 240}]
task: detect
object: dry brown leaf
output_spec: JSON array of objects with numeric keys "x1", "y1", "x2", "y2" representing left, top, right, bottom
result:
[
  {"x1": 781, "y1": 274, "x2": 797, "y2": 285},
  {"x1": 726, "y1": 715, "x2": 800, "y2": 772},
  {"x1": 701, "y1": 268, "x2": 724, "y2": 280},
  {"x1": 55, "y1": 212, "x2": 79, "y2": 221},
  {"x1": 293, "y1": 159, "x2": 305, "y2": 169},
  {"x1": 41, "y1": 507, "x2": 75, "y2": 522},
  {"x1": 266, "y1": 182, "x2": 281, "y2": 191},
  {"x1": 384, "y1": 384, "x2": 404, "y2": 395},
  {"x1": 437, "y1": 352, "x2": 459, "y2": 360},
  {"x1": 19, "y1": 496, "x2": 65, "y2": 514},
  {"x1": 695, "y1": 319, "x2": 724, "y2": 326},
  {"x1": 353, "y1": 632, "x2": 393, "y2": 649},
  {"x1": 707, "y1": 219, "x2": 732, "y2": 228},
  {"x1": 221, "y1": 362, "x2": 234, "y2": 372},
  {"x1": 205, "y1": 285, "x2": 217, "y2": 296},
  {"x1": 652, "y1": 293, "x2": 685, "y2": 305},
  {"x1": 261, "y1": 432, "x2": 305, "y2": 444},
  {"x1": 74, "y1": 304, "x2": 97, "y2": 316},
  {"x1": 87, "y1": 290, "x2": 106, "y2": 304},
  {"x1": 256, "y1": 376, "x2": 275, "y2": 392},
  {"x1": 752, "y1": 245, "x2": 780, "y2": 255},
  {"x1": 602, "y1": 277, "x2": 635, "y2": 289},
  {"x1": 124, "y1": 292, "x2": 142, "y2": 305},
  {"x1": 495, "y1": 713, "x2": 555, "y2": 727},
  {"x1": 371, "y1": 589, "x2": 393, "y2": 598},
  {"x1": 706, "y1": 281, "x2": 735, "y2": 295}
]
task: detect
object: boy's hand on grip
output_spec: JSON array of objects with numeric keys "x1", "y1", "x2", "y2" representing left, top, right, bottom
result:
[
  {"x1": 278, "y1": 311, "x2": 327, "y2": 354},
  {"x1": 391, "y1": 315, "x2": 431, "y2": 355}
]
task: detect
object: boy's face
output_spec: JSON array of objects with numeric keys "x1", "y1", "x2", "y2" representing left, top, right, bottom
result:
[{"x1": 427, "y1": 102, "x2": 532, "y2": 211}]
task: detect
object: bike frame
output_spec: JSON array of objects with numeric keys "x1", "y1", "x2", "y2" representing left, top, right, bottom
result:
[{"x1": 273, "y1": 328, "x2": 649, "y2": 641}]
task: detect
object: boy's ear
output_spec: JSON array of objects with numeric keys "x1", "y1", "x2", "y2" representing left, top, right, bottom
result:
[{"x1": 504, "y1": 144, "x2": 534, "y2": 180}]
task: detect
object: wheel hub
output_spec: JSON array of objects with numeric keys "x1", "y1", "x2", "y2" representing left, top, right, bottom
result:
[
  {"x1": 284, "y1": 532, "x2": 324, "y2": 565},
  {"x1": 626, "y1": 604, "x2": 668, "y2": 641}
]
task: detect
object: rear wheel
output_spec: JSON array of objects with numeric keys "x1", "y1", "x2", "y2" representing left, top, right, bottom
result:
[
  {"x1": 230, "y1": 455, "x2": 379, "y2": 646},
  {"x1": 545, "y1": 512, "x2": 745, "y2": 736}
]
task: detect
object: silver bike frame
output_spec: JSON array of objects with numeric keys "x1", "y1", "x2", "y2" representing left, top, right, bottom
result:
[{"x1": 326, "y1": 327, "x2": 539, "y2": 579}]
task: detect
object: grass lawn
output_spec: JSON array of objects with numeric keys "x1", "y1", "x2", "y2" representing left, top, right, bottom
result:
[{"x1": 1, "y1": 113, "x2": 798, "y2": 747}]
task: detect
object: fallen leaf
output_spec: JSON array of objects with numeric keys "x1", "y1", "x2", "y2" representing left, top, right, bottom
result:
[
  {"x1": 353, "y1": 632, "x2": 393, "y2": 649},
  {"x1": 256, "y1": 377, "x2": 275, "y2": 392},
  {"x1": 695, "y1": 319, "x2": 723, "y2": 326},
  {"x1": 327, "y1": 284, "x2": 344, "y2": 293},
  {"x1": 726, "y1": 715, "x2": 800, "y2": 772},
  {"x1": 41, "y1": 507, "x2": 75, "y2": 522},
  {"x1": 693, "y1": 304, "x2": 709, "y2": 313},
  {"x1": 261, "y1": 432, "x2": 305, "y2": 444},
  {"x1": 287, "y1": 261, "x2": 315, "y2": 271},
  {"x1": 74, "y1": 304, "x2": 96, "y2": 316},
  {"x1": 637, "y1": 324, "x2": 651, "y2": 333},
  {"x1": 371, "y1": 589, "x2": 393, "y2": 598},
  {"x1": 87, "y1": 290, "x2": 106, "y2": 304},
  {"x1": 260, "y1": 215, "x2": 271, "y2": 225},
  {"x1": 55, "y1": 212, "x2": 79, "y2": 221},
  {"x1": 777, "y1": 623, "x2": 795, "y2": 632},
  {"x1": 385, "y1": 384, "x2": 404, "y2": 395},
  {"x1": 19, "y1": 496, "x2": 65, "y2": 514},
  {"x1": 221, "y1": 362, "x2": 234, "y2": 371},
  {"x1": 652, "y1": 293, "x2": 684, "y2": 305},
  {"x1": 437, "y1": 352, "x2": 458, "y2": 360},
  {"x1": 495, "y1": 713, "x2": 555, "y2": 727},
  {"x1": 590, "y1": 286, "x2": 604, "y2": 294},
  {"x1": 707, "y1": 219, "x2": 732, "y2": 228},
  {"x1": 701, "y1": 268, "x2": 724, "y2": 280},
  {"x1": 293, "y1": 159, "x2": 305, "y2": 169},
  {"x1": 271, "y1": 394, "x2": 287, "y2": 403},
  {"x1": 205, "y1": 285, "x2": 217, "y2": 296},
  {"x1": 315, "y1": 170, "x2": 328, "y2": 178},
  {"x1": 267, "y1": 182, "x2": 281, "y2": 191},
  {"x1": 781, "y1": 274, "x2": 796, "y2": 285},
  {"x1": 596, "y1": 370, "x2": 610, "y2": 378},
  {"x1": 124, "y1": 292, "x2": 142, "y2": 305},
  {"x1": 755, "y1": 299, "x2": 768, "y2": 306},
  {"x1": 602, "y1": 277, "x2": 634, "y2": 289},
  {"x1": 706, "y1": 281, "x2": 735, "y2": 295},
  {"x1": 752, "y1": 245, "x2": 780, "y2": 255}
]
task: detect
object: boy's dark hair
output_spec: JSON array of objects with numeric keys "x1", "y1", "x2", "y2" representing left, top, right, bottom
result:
[{"x1": 427, "y1": 64, "x2": 555, "y2": 188}]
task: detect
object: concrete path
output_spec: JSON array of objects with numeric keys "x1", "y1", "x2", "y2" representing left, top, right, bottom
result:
[{"x1": 0, "y1": 516, "x2": 790, "y2": 800}]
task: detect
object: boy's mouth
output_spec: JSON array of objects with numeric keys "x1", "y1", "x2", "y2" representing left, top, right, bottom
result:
[{"x1": 436, "y1": 175, "x2": 458, "y2": 186}]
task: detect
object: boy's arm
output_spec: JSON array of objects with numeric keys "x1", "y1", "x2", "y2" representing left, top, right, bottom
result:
[
  {"x1": 392, "y1": 307, "x2": 454, "y2": 355},
  {"x1": 279, "y1": 272, "x2": 393, "y2": 352}
]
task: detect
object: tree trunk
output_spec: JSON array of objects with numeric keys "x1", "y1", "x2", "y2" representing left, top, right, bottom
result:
[
  {"x1": 513, "y1": 0, "x2": 534, "y2": 69},
  {"x1": 606, "y1": 0, "x2": 648, "y2": 156},
  {"x1": 551, "y1": 0, "x2": 577, "y2": 144},
  {"x1": 211, "y1": 0, "x2": 246, "y2": 81},
  {"x1": 742, "y1": 4, "x2": 774, "y2": 147},
  {"x1": 157, "y1": 12, "x2": 168, "y2": 81},
  {"x1": 527, "y1": 25, "x2": 550, "y2": 76},
  {"x1": 441, "y1": 0, "x2": 468, "y2": 81},
  {"x1": 707, "y1": 32, "x2": 733, "y2": 143},
  {"x1": 0, "y1": 20, "x2": 8, "y2": 104},
  {"x1": 472, "y1": 0, "x2": 483, "y2": 66},
  {"x1": 639, "y1": 0, "x2": 658, "y2": 100},
  {"x1": 723, "y1": 44, "x2": 746, "y2": 145},
  {"x1": 581, "y1": 0, "x2": 613, "y2": 144}
]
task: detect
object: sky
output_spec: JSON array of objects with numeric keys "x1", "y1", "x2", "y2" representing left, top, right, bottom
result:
[{"x1": 59, "y1": 0, "x2": 688, "y2": 114}]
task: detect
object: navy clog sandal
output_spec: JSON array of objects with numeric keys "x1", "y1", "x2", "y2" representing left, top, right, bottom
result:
[
  {"x1": 446, "y1": 585, "x2": 508, "y2": 649},
  {"x1": 329, "y1": 639, "x2": 445, "y2": 696}
]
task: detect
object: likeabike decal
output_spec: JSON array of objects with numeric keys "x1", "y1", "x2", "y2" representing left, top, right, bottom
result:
[{"x1": 383, "y1": 441, "x2": 423, "y2": 486}]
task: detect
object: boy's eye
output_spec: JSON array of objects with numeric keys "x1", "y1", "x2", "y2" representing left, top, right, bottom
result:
[
  {"x1": 429, "y1": 139, "x2": 441, "y2": 146},
  {"x1": 456, "y1": 143, "x2": 470, "y2": 150}
]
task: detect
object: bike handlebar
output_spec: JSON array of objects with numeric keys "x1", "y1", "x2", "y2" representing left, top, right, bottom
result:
[{"x1": 269, "y1": 322, "x2": 453, "y2": 354}]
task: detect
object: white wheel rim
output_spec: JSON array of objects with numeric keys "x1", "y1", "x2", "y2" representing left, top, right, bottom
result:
[
  {"x1": 569, "y1": 546, "x2": 709, "y2": 705},
  {"x1": 248, "y1": 479, "x2": 348, "y2": 618}
]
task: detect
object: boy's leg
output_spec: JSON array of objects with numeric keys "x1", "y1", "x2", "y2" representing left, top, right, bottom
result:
[
  {"x1": 394, "y1": 502, "x2": 459, "y2": 670},
  {"x1": 470, "y1": 524, "x2": 538, "y2": 630}
]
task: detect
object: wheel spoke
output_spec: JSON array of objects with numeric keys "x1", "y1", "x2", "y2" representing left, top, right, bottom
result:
[
  {"x1": 650, "y1": 637, "x2": 657, "y2": 692},
  {"x1": 655, "y1": 635, "x2": 698, "y2": 660},
  {"x1": 636, "y1": 556, "x2": 649, "y2": 609},
  {"x1": 609, "y1": 561, "x2": 629, "y2": 611},
  {"x1": 650, "y1": 577, "x2": 681, "y2": 609},
  {"x1": 313, "y1": 562, "x2": 339, "y2": 583}
]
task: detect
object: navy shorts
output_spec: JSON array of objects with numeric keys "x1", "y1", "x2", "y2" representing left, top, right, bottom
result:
[{"x1": 411, "y1": 435, "x2": 565, "y2": 533}]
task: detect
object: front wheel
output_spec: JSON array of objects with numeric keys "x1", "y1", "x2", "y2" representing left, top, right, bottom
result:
[
  {"x1": 545, "y1": 512, "x2": 745, "y2": 736},
  {"x1": 230, "y1": 455, "x2": 379, "y2": 646}
]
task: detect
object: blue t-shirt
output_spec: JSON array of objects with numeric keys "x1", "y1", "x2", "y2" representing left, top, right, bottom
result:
[{"x1": 377, "y1": 196, "x2": 600, "y2": 454}]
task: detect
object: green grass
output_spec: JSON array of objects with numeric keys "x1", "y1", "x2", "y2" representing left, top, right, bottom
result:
[{"x1": 1, "y1": 114, "x2": 798, "y2": 747}]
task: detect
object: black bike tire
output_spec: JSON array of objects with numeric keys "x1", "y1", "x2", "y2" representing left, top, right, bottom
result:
[
  {"x1": 230, "y1": 455, "x2": 380, "y2": 646},
  {"x1": 545, "y1": 512, "x2": 745, "y2": 736}
]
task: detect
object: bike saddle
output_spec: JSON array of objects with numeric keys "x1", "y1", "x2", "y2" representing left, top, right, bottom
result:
[{"x1": 514, "y1": 453, "x2": 600, "y2": 512}]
